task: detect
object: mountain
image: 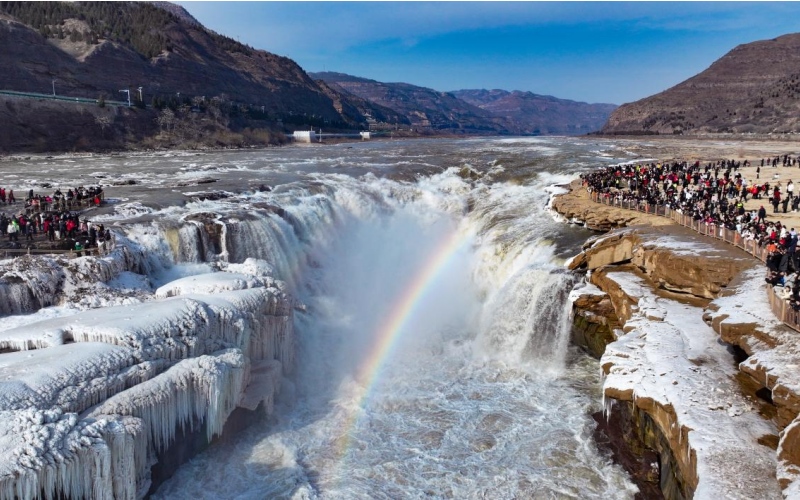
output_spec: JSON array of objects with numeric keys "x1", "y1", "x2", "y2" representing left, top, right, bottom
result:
[
  {"x1": 313, "y1": 72, "x2": 617, "y2": 135},
  {"x1": 601, "y1": 33, "x2": 800, "y2": 135},
  {"x1": 0, "y1": 1, "x2": 378, "y2": 152},
  {"x1": 0, "y1": 1, "x2": 625, "y2": 153},
  {"x1": 313, "y1": 78, "x2": 410, "y2": 129},
  {"x1": 311, "y1": 72, "x2": 506, "y2": 133},
  {"x1": 452, "y1": 89, "x2": 617, "y2": 135},
  {"x1": 0, "y1": 2, "x2": 341, "y2": 121}
]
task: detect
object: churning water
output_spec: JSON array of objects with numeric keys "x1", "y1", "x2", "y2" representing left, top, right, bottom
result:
[{"x1": 4, "y1": 137, "x2": 641, "y2": 498}]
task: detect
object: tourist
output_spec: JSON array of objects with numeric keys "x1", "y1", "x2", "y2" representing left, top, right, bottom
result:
[{"x1": 7, "y1": 217, "x2": 19, "y2": 241}]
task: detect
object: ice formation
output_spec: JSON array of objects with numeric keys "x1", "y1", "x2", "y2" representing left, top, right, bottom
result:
[
  {"x1": 706, "y1": 266, "x2": 800, "y2": 495},
  {"x1": 0, "y1": 240, "x2": 151, "y2": 316},
  {"x1": 0, "y1": 252, "x2": 295, "y2": 498}
]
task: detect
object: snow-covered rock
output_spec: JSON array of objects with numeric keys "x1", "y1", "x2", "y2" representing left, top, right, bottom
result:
[
  {"x1": 600, "y1": 270, "x2": 782, "y2": 499},
  {"x1": 0, "y1": 266, "x2": 295, "y2": 498},
  {"x1": 0, "y1": 286, "x2": 293, "y2": 369}
]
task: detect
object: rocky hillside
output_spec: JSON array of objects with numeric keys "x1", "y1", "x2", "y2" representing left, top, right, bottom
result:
[
  {"x1": 453, "y1": 89, "x2": 617, "y2": 135},
  {"x1": 602, "y1": 33, "x2": 800, "y2": 135},
  {"x1": 0, "y1": 2, "x2": 344, "y2": 122},
  {"x1": 313, "y1": 72, "x2": 617, "y2": 135},
  {"x1": 0, "y1": 1, "x2": 392, "y2": 152},
  {"x1": 311, "y1": 72, "x2": 506, "y2": 134},
  {"x1": 313, "y1": 78, "x2": 410, "y2": 129}
]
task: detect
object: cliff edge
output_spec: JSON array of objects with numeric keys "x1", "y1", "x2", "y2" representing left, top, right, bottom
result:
[{"x1": 555, "y1": 182, "x2": 800, "y2": 498}]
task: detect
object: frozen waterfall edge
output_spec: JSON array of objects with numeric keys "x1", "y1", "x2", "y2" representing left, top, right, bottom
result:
[{"x1": 0, "y1": 245, "x2": 296, "y2": 499}]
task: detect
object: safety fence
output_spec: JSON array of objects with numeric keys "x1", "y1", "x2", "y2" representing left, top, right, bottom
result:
[
  {"x1": 1, "y1": 246, "x2": 106, "y2": 259},
  {"x1": 0, "y1": 233, "x2": 115, "y2": 261},
  {"x1": 588, "y1": 189, "x2": 800, "y2": 332}
]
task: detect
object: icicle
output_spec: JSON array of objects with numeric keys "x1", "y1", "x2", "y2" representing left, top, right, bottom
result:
[
  {"x1": 88, "y1": 349, "x2": 246, "y2": 457},
  {"x1": 605, "y1": 398, "x2": 615, "y2": 423},
  {"x1": 0, "y1": 232, "x2": 154, "y2": 316},
  {"x1": 602, "y1": 392, "x2": 615, "y2": 423},
  {"x1": 0, "y1": 409, "x2": 115, "y2": 500},
  {"x1": 0, "y1": 233, "x2": 297, "y2": 498},
  {"x1": 601, "y1": 391, "x2": 606, "y2": 417},
  {"x1": 218, "y1": 220, "x2": 230, "y2": 262}
]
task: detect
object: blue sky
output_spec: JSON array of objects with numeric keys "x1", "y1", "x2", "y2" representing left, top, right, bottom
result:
[{"x1": 178, "y1": 2, "x2": 800, "y2": 105}]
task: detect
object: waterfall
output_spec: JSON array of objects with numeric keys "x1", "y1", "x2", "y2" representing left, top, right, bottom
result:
[
  {"x1": 123, "y1": 169, "x2": 578, "y2": 377},
  {"x1": 0, "y1": 139, "x2": 641, "y2": 500},
  {"x1": 477, "y1": 266, "x2": 578, "y2": 371}
]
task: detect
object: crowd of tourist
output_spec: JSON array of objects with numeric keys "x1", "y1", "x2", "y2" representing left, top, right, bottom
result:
[
  {"x1": 0, "y1": 185, "x2": 110, "y2": 254},
  {"x1": 23, "y1": 186, "x2": 104, "y2": 214},
  {"x1": 581, "y1": 156, "x2": 800, "y2": 312}
]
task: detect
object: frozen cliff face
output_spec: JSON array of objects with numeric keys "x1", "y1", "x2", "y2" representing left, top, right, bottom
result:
[
  {"x1": 0, "y1": 343, "x2": 141, "y2": 413},
  {"x1": 0, "y1": 408, "x2": 116, "y2": 500},
  {"x1": 0, "y1": 239, "x2": 152, "y2": 316},
  {"x1": 0, "y1": 256, "x2": 295, "y2": 499}
]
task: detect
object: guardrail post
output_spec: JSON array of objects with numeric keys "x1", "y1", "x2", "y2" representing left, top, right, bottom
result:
[{"x1": 782, "y1": 297, "x2": 787, "y2": 322}]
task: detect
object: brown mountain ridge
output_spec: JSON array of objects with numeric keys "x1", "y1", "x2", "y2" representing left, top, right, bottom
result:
[
  {"x1": 452, "y1": 89, "x2": 617, "y2": 135},
  {"x1": 0, "y1": 1, "x2": 643, "y2": 153},
  {"x1": 0, "y1": 1, "x2": 340, "y2": 121},
  {"x1": 0, "y1": 1, "x2": 397, "y2": 152},
  {"x1": 313, "y1": 72, "x2": 618, "y2": 135},
  {"x1": 602, "y1": 33, "x2": 800, "y2": 135},
  {"x1": 311, "y1": 72, "x2": 506, "y2": 133}
]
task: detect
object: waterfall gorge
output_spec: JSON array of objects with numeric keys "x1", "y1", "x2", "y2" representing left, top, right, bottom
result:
[{"x1": 0, "y1": 138, "x2": 639, "y2": 498}]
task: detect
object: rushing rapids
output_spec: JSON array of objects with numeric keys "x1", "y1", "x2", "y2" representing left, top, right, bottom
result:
[{"x1": 0, "y1": 138, "x2": 642, "y2": 498}]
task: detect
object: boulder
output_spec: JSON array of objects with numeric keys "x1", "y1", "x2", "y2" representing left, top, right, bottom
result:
[
  {"x1": 632, "y1": 244, "x2": 750, "y2": 299},
  {"x1": 574, "y1": 226, "x2": 750, "y2": 300},
  {"x1": 571, "y1": 292, "x2": 620, "y2": 358},
  {"x1": 590, "y1": 264, "x2": 645, "y2": 324},
  {"x1": 569, "y1": 231, "x2": 638, "y2": 270}
]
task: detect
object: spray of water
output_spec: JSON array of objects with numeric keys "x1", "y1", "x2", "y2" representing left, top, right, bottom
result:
[{"x1": 144, "y1": 165, "x2": 636, "y2": 499}]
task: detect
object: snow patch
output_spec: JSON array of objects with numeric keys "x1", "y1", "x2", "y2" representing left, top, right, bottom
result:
[{"x1": 601, "y1": 270, "x2": 782, "y2": 499}]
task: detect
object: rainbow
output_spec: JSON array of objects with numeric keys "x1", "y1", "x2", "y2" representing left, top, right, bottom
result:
[{"x1": 333, "y1": 226, "x2": 471, "y2": 477}]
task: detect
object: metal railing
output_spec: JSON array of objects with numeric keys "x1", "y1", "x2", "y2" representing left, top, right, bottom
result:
[
  {"x1": 587, "y1": 189, "x2": 800, "y2": 332},
  {"x1": 1, "y1": 246, "x2": 105, "y2": 259},
  {"x1": 0, "y1": 233, "x2": 116, "y2": 261}
]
